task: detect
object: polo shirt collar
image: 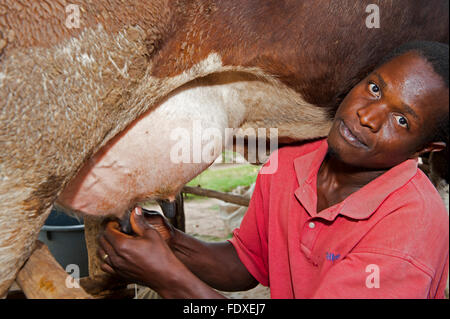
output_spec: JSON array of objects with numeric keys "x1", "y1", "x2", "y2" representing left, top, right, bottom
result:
[{"x1": 293, "y1": 139, "x2": 418, "y2": 221}]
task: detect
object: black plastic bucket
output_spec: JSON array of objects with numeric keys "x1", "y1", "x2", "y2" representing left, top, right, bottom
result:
[{"x1": 38, "y1": 208, "x2": 89, "y2": 278}]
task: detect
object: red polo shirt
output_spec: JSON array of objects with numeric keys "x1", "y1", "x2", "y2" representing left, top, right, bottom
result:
[{"x1": 229, "y1": 139, "x2": 449, "y2": 298}]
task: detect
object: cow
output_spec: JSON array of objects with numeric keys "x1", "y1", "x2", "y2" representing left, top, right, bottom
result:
[{"x1": 0, "y1": 0, "x2": 448, "y2": 297}]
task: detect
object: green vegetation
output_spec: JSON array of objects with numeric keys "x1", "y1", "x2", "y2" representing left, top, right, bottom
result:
[
  {"x1": 220, "y1": 150, "x2": 240, "y2": 163},
  {"x1": 185, "y1": 164, "x2": 260, "y2": 200}
]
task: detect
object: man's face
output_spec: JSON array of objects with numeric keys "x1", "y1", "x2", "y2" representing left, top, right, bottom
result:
[{"x1": 327, "y1": 52, "x2": 448, "y2": 169}]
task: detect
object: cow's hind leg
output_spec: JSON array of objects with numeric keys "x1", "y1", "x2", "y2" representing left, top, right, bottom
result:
[{"x1": 0, "y1": 203, "x2": 50, "y2": 297}]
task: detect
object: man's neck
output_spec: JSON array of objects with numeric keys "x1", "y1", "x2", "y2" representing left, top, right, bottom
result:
[{"x1": 318, "y1": 152, "x2": 388, "y2": 195}]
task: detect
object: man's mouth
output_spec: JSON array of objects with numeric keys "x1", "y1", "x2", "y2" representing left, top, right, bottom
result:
[{"x1": 338, "y1": 120, "x2": 368, "y2": 149}]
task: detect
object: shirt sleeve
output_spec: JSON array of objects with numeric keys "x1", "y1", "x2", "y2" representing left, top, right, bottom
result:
[
  {"x1": 311, "y1": 251, "x2": 437, "y2": 299},
  {"x1": 228, "y1": 170, "x2": 270, "y2": 287}
]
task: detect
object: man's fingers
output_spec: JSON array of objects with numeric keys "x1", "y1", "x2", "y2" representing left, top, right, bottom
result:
[
  {"x1": 97, "y1": 246, "x2": 111, "y2": 266},
  {"x1": 103, "y1": 220, "x2": 134, "y2": 253},
  {"x1": 98, "y1": 234, "x2": 122, "y2": 266},
  {"x1": 142, "y1": 210, "x2": 172, "y2": 241},
  {"x1": 131, "y1": 207, "x2": 166, "y2": 240},
  {"x1": 97, "y1": 239, "x2": 119, "y2": 276},
  {"x1": 97, "y1": 247, "x2": 106, "y2": 261},
  {"x1": 130, "y1": 207, "x2": 149, "y2": 237},
  {"x1": 106, "y1": 220, "x2": 134, "y2": 239},
  {"x1": 100, "y1": 261, "x2": 118, "y2": 276}
]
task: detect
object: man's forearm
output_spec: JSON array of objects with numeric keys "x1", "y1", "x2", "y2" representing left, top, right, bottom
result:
[
  {"x1": 169, "y1": 229, "x2": 258, "y2": 292},
  {"x1": 156, "y1": 261, "x2": 227, "y2": 299}
]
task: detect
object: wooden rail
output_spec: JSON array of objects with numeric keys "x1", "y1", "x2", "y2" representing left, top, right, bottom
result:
[
  {"x1": 15, "y1": 241, "x2": 93, "y2": 299},
  {"x1": 182, "y1": 186, "x2": 250, "y2": 207},
  {"x1": 12, "y1": 240, "x2": 134, "y2": 299}
]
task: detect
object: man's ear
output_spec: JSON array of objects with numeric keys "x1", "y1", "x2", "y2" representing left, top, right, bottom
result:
[{"x1": 411, "y1": 141, "x2": 447, "y2": 158}]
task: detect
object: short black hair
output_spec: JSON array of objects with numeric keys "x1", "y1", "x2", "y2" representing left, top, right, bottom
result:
[{"x1": 380, "y1": 41, "x2": 449, "y2": 147}]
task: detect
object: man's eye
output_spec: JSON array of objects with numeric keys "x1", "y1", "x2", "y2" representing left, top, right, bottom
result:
[
  {"x1": 369, "y1": 83, "x2": 380, "y2": 96},
  {"x1": 394, "y1": 115, "x2": 408, "y2": 128}
]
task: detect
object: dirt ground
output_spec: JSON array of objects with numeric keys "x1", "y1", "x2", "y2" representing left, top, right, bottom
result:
[{"x1": 142, "y1": 197, "x2": 271, "y2": 299}]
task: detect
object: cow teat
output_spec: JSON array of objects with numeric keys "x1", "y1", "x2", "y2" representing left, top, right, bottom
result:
[
  {"x1": 118, "y1": 207, "x2": 163, "y2": 235},
  {"x1": 119, "y1": 209, "x2": 133, "y2": 235},
  {"x1": 156, "y1": 199, "x2": 177, "y2": 219}
]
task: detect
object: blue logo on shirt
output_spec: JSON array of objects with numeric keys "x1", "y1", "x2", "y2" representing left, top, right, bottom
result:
[{"x1": 326, "y1": 252, "x2": 341, "y2": 263}]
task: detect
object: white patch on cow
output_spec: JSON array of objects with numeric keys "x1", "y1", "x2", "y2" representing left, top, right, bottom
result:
[
  {"x1": 154, "y1": 76, "x2": 244, "y2": 129},
  {"x1": 61, "y1": 46, "x2": 73, "y2": 57},
  {"x1": 79, "y1": 53, "x2": 95, "y2": 66}
]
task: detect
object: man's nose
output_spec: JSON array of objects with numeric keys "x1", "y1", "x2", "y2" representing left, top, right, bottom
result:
[{"x1": 356, "y1": 103, "x2": 388, "y2": 132}]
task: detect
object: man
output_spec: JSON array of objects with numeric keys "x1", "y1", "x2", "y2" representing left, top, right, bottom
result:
[{"x1": 98, "y1": 41, "x2": 449, "y2": 298}]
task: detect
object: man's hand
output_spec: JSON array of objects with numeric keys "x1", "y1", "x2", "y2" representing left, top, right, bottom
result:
[
  {"x1": 97, "y1": 207, "x2": 188, "y2": 291},
  {"x1": 98, "y1": 206, "x2": 252, "y2": 298}
]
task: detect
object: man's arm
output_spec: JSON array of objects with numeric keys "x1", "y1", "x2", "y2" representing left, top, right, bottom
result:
[
  {"x1": 169, "y1": 228, "x2": 259, "y2": 292},
  {"x1": 98, "y1": 208, "x2": 257, "y2": 298}
]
